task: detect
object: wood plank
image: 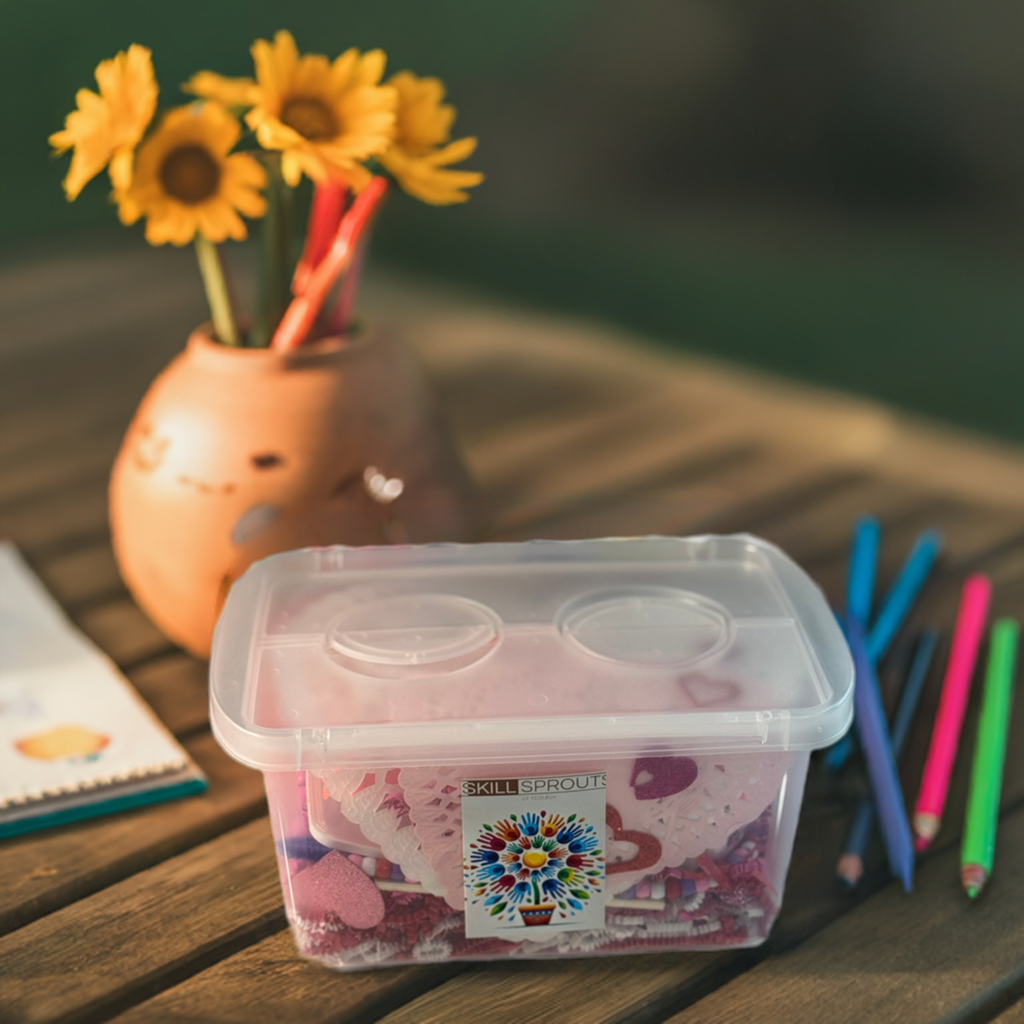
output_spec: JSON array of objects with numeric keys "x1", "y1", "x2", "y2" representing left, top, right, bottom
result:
[
  {"x1": 993, "y1": 999, "x2": 1024, "y2": 1023},
  {"x1": 376, "y1": 952, "x2": 751, "y2": 1024},
  {"x1": 0, "y1": 422, "x2": 120, "y2": 509},
  {"x1": 0, "y1": 817, "x2": 283, "y2": 1024},
  {"x1": 110, "y1": 931, "x2": 463, "y2": 1024},
  {"x1": 127, "y1": 653, "x2": 211, "y2": 739},
  {"x1": 494, "y1": 445, "x2": 807, "y2": 543},
  {"x1": 0, "y1": 477, "x2": 109, "y2": 556},
  {"x1": 30, "y1": 541, "x2": 125, "y2": 609},
  {"x1": 470, "y1": 392, "x2": 734, "y2": 505},
  {"x1": 668, "y1": 804, "x2": 1024, "y2": 1024},
  {"x1": 0, "y1": 732, "x2": 265, "y2": 935},
  {"x1": 75, "y1": 596, "x2": 174, "y2": 668},
  {"x1": 0, "y1": 400, "x2": 126, "y2": 467}
]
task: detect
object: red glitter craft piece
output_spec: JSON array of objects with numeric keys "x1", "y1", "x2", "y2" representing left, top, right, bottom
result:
[
  {"x1": 629, "y1": 756, "x2": 699, "y2": 800},
  {"x1": 606, "y1": 805, "x2": 662, "y2": 875}
]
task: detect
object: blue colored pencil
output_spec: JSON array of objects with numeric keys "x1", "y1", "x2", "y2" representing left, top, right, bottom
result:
[
  {"x1": 846, "y1": 614, "x2": 916, "y2": 892},
  {"x1": 837, "y1": 628, "x2": 939, "y2": 887},
  {"x1": 847, "y1": 516, "x2": 880, "y2": 626},
  {"x1": 826, "y1": 528, "x2": 942, "y2": 772},
  {"x1": 866, "y1": 530, "x2": 942, "y2": 664}
]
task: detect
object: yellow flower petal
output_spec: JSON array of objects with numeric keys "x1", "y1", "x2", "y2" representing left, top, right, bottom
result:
[
  {"x1": 380, "y1": 137, "x2": 483, "y2": 205},
  {"x1": 252, "y1": 30, "x2": 299, "y2": 113},
  {"x1": 388, "y1": 71, "x2": 454, "y2": 156},
  {"x1": 184, "y1": 71, "x2": 260, "y2": 108},
  {"x1": 424, "y1": 136, "x2": 478, "y2": 167},
  {"x1": 355, "y1": 50, "x2": 387, "y2": 87},
  {"x1": 51, "y1": 44, "x2": 157, "y2": 200}
]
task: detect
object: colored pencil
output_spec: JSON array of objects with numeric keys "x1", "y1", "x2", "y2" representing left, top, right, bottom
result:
[
  {"x1": 913, "y1": 573, "x2": 992, "y2": 852},
  {"x1": 847, "y1": 516, "x2": 880, "y2": 626},
  {"x1": 961, "y1": 618, "x2": 1019, "y2": 898},
  {"x1": 866, "y1": 529, "x2": 942, "y2": 665},
  {"x1": 824, "y1": 517, "x2": 880, "y2": 772},
  {"x1": 837, "y1": 628, "x2": 938, "y2": 888},
  {"x1": 846, "y1": 614, "x2": 916, "y2": 891},
  {"x1": 826, "y1": 528, "x2": 942, "y2": 773}
]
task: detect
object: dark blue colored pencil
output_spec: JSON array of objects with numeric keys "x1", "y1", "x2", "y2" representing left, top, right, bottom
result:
[
  {"x1": 837, "y1": 628, "x2": 939, "y2": 887},
  {"x1": 846, "y1": 614, "x2": 916, "y2": 892}
]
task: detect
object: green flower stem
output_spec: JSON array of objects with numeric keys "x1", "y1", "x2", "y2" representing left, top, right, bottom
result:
[
  {"x1": 194, "y1": 233, "x2": 240, "y2": 346},
  {"x1": 251, "y1": 155, "x2": 293, "y2": 348}
]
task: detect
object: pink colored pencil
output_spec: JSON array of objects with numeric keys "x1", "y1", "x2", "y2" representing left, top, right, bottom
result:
[{"x1": 913, "y1": 573, "x2": 992, "y2": 852}]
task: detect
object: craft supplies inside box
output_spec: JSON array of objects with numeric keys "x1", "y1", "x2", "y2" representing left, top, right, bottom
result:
[{"x1": 211, "y1": 535, "x2": 853, "y2": 970}]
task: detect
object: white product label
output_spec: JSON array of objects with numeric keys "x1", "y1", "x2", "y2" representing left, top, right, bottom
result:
[{"x1": 461, "y1": 772, "x2": 606, "y2": 940}]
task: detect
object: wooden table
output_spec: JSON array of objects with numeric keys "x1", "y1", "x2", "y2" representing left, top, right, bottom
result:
[{"x1": 3, "y1": 243, "x2": 1024, "y2": 1023}]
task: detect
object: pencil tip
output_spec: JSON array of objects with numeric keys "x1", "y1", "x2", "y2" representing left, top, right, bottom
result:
[
  {"x1": 914, "y1": 835, "x2": 930, "y2": 854},
  {"x1": 960, "y1": 864, "x2": 987, "y2": 898},
  {"x1": 837, "y1": 854, "x2": 863, "y2": 888}
]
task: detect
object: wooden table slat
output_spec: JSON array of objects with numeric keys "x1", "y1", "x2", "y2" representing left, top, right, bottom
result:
[
  {"x1": 109, "y1": 932, "x2": 463, "y2": 1024},
  {"x1": 0, "y1": 818, "x2": 283, "y2": 1024}
]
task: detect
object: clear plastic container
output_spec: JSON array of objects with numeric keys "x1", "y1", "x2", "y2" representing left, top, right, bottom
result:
[{"x1": 211, "y1": 535, "x2": 853, "y2": 970}]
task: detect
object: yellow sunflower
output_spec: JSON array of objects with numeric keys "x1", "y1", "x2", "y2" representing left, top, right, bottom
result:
[
  {"x1": 186, "y1": 30, "x2": 396, "y2": 190},
  {"x1": 116, "y1": 102, "x2": 267, "y2": 246},
  {"x1": 50, "y1": 44, "x2": 158, "y2": 200},
  {"x1": 378, "y1": 71, "x2": 483, "y2": 205}
]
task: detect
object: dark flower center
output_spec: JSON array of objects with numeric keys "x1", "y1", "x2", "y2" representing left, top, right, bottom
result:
[
  {"x1": 160, "y1": 145, "x2": 220, "y2": 204},
  {"x1": 280, "y1": 97, "x2": 338, "y2": 140}
]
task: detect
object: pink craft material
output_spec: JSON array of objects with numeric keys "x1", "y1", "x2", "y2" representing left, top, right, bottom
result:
[
  {"x1": 291, "y1": 850, "x2": 386, "y2": 929},
  {"x1": 913, "y1": 573, "x2": 992, "y2": 852},
  {"x1": 605, "y1": 753, "x2": 791, "y2": 892},
  {"x1": 285, "y1": 800, "x2": 778, "y2": 964}
]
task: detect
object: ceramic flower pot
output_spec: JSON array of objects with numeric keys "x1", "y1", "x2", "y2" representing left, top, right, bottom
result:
[{"x1": 109, "y1": 326, "x2": 478, "y2": 658}]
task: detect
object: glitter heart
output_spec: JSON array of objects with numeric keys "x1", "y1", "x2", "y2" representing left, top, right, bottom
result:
[
  {"x1": 630, "y1": 756, "x2": 699, "y2": 800},
  {"x1": 606, "y1": 805, "x2": 661, "y2": 875},
  {"x1": 291, "y1": 849, "x2": 386, "y2": 929}
]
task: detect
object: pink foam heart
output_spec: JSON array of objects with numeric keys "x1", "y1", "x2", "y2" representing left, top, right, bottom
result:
[{"x1": 291, "y1": 850, "x2": 385, "y2": 929}]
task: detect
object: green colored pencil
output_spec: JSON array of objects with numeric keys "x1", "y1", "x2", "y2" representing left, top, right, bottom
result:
[{"x1": 961, "y1": 618, "x2": 1019, "y2": 898}]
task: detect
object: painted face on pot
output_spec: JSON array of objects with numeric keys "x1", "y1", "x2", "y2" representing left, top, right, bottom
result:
[{"x1": 122, "y1": 413, "x2": 404, "y2": 550}]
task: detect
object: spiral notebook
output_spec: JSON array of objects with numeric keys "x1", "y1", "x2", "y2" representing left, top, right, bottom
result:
[{"x1": 0, "y1": 541, "x2": 206, "y2": 838}]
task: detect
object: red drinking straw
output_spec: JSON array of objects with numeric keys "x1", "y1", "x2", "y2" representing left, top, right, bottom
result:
[
  {"x1": 327, "y1": 227, "x2": 370, "y2": 336},
  {"x1": 271, "y1": 176, "x2": 388, "y2": 351},
  {"x1": 292, "y1": 180, "x2": 346, "y2": 296},
  {"x1": 912, "y1": 573, "x2": 992, "y2": 852}
]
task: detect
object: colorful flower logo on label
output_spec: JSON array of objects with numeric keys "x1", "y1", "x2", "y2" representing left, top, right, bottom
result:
[{"x1": 464, "y1": 810, "x2": 603, "y2": 927}]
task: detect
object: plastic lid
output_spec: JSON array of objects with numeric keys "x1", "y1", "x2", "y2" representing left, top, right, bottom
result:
[{"x1": 210, "y1": 535, "x2": 854, "y2": 770}]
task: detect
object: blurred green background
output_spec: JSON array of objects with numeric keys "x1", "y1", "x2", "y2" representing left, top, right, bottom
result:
[{"x1": 5, "y1": 0, "x2": 1024, "y2": 441}]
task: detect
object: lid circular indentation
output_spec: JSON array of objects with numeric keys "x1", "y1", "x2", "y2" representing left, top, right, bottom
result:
[
  {"x1": 326, "y1": 594, "x2": 501, "y2": 677},
  {"x1": 557, "y1": 587, "x2": 732, "y2": 667}
]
